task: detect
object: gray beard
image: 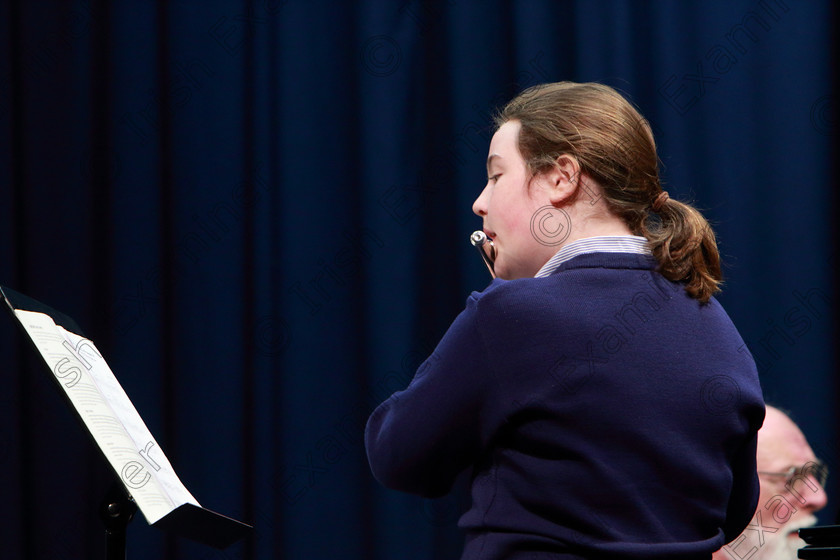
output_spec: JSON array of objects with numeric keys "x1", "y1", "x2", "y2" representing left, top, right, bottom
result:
[{"x1": 756, "y1": 514, "x2": 818, "y2": 560}]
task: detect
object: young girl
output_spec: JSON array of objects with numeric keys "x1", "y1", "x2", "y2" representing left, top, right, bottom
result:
[{"x1": 366, "y1": 82, "x2": 765, "y2": 560}]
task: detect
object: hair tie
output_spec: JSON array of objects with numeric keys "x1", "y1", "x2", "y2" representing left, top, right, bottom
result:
[{"x1": 651, "y1": 191, "x2": 669, "y2": 212}]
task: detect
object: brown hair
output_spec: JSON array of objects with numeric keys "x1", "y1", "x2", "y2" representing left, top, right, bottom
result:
[{"x1": 496, "y1": 82, "x2": 721, "y2": 303}]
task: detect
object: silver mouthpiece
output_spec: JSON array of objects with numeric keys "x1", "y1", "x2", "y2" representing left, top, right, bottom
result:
[
  {"x1": 470, "y1": 230, "x2": 496, "y2": 278},
  {"x1": 470, "y1": 231, "x2": 487, "y2": 247}
]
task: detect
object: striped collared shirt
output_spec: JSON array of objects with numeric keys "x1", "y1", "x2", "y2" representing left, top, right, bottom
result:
[{"x1": 534, "y1": 235, "x2": 652, "y2": 278}]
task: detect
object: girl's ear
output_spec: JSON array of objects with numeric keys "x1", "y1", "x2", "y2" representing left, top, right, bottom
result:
[{"x1": 544, "y1": 153, "x2": 581, "y2": 205}]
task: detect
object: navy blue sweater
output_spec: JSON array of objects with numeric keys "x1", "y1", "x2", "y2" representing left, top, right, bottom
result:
[{"x1": 365, "y1": 252, "x2": 765, "y2": 559}]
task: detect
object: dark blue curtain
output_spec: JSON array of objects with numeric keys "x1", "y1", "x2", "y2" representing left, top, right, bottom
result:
[{"x1": 1, "y1": 1, "x2": 836, "y2": 559}]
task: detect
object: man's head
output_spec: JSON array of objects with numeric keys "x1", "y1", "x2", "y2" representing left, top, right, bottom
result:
[{"x1": 716, "y1": 405, "x2": 828, "y2": 560}]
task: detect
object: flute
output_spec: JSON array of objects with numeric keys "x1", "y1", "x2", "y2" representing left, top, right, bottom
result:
[{"x1": 470, "y1": 231, "x2": 496, "y2": 279}]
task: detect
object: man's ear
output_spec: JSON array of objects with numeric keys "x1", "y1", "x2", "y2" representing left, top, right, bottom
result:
[{"x1": 544, "y1": 153, "x2": 581, "y2": 205}]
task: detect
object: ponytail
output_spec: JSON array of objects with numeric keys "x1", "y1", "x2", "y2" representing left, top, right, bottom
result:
[{"x1": 643, "y1": 195, "x2": 721, "y2": 303}]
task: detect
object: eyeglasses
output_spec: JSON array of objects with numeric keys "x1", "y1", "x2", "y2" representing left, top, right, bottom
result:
[{"x1": 757, "y1": 460, "x2": 829, "y2": 490}]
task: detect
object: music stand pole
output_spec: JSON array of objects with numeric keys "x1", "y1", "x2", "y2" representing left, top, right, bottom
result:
[{"x1": 100, "y1": 482, "x2": 137, "y2": 560}]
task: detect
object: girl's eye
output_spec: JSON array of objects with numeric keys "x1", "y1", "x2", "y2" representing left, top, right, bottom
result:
[{"x1": 488, "y1": 174, "x2": 500, "y2": 183}]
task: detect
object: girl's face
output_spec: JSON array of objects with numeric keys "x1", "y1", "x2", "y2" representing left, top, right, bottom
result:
[{"x1": 472, "y1": 120, "x2": 559, "y2": 279}]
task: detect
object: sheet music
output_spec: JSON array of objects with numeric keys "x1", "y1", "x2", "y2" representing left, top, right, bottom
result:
[{"x1": 14, "y1": 308, "x2": 199, "y2": 525}]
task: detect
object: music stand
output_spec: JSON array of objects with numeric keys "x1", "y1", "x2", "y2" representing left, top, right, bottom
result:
[
  {"x1": 1, "y1": 285, "x2": 252, "y2": 559},
  {"x1": 799, "y1": 525, "x2": 840, "y2": 559}
]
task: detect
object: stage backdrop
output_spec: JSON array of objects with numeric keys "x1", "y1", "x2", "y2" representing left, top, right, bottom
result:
[{"x1": 0, "y1": 1, "x2": 836, "y2": 559}]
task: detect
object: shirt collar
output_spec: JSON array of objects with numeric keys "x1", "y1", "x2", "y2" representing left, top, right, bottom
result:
[{"x1": 535, "y1": 235, "x2": 652, "y2": 278}]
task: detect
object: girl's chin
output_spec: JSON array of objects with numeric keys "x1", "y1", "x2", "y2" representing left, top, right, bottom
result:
[
  {"x1": 492, "y1": 253, "x2": 538, "y2": 280},
  {"x1": 492, "y1": 258, "x2": 511, "y2": 280},
  {"x1": 494, "y1": 264, "x2": 528, "y2": 281}
]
